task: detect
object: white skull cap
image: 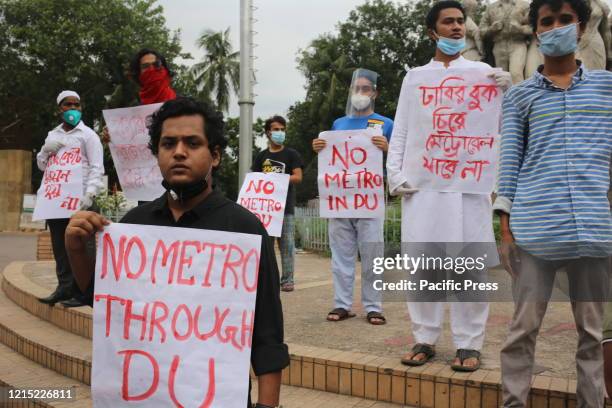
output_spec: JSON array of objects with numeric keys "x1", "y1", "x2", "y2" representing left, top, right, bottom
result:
[{"x1": 56, "y1": 90, "x2": 80, "y2": 105}]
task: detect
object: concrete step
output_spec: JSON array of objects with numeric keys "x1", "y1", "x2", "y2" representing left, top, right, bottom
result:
[
  {"x1": 2, "y1": 262, "x2": 92, "y2": 339},
  {"x1": 0, "y1": 275, "x2": 91, "y2": 385},
  {"x1": 0, "y1": 341, "x2": 90, "y2": 407},
  {"x1": 0, "y1": 336, "x2": 407, "y2": 408}
]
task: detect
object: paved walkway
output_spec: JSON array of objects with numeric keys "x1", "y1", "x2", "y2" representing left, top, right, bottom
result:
[{"x1": 277, "y1": 249, "x2": 578, "y2": 379}]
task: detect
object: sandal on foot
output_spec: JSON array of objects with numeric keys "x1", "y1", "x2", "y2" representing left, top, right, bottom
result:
[
  {"x1": 366, "y1": 311, "x2": 387, "y2": 325},
  {"x1": 281, "y1": 283, "x2": 294, "y2": 292},
  {"x1": 401, "y1": 343, "x2": 435, "y2": 366},
  {"x1": 326, "y1": 308, "x2": 356, "y2": 322},
  {"x1": 451, "y1": 349, "x2": 481, "y2": 372}
]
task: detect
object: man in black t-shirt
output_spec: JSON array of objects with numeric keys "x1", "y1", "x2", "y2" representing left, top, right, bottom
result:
[
  {"x1": 65, "y1": 98, "x2": 288, "y2": 408},
  {"x1": 252, "y1": 115, "x2": 303, "y2": 292}
]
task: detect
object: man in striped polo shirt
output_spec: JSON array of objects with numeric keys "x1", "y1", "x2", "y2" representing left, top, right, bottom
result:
[{"x1": 495, "y1": 0, "x2": 612, "y2": 406}]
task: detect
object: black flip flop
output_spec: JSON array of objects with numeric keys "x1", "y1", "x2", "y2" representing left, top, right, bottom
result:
[
  {"x1": 326, "y1": 308, "x2": 356, "y2": 322},
  {"x1": 401, "y1": 343, "x2": 435, "y2": 366},
  {"x1": 366, "y1": 311, "x2": 387, "y2": 325},
  {"x1": 451, "y1": 349, "x2": 481, "y2": 372}
]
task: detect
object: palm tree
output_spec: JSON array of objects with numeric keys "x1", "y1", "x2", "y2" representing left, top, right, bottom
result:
[{"x1": 192, "y1": 28, "x2": 239, "y2": 113}]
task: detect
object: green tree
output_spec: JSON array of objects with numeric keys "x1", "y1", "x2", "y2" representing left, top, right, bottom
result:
[
  {"x1": 192, "y1": 28, "x2": 240, "y2": 113},
  {"x1": 0, "y1": 0, "x2": 183, "y2": 188}
]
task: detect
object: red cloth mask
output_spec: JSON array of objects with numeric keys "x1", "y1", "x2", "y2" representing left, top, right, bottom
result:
[{"x1": 138, "y1": 67, "x2": 176, "y2": 104}]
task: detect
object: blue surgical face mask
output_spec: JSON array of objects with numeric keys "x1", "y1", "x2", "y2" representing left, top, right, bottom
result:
[
  {"x1": 436, "y1": 36, "x2": 466, "y2": 56},
  {"x1": 270, "y1": 131, "x2": 286, "y2": 145},
  {"x1": 62, "y1": 109, "x2": 81, "y2": 127},
  {"x1": 537, "y1": 23, "x2": 579, "y2": 57}
]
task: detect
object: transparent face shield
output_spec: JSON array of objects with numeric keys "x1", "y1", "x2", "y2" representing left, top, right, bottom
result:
[{"x1": 345, "y1": 68, "x2": 379, "y2": 118}]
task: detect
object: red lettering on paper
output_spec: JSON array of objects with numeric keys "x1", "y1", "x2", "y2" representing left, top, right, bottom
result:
[
  {"x1": 171, "y1": 304, "x2": 194, "y2": 341},
  {"x1": 168, "y1": 356, "x2": 215, "y2": 408},
  {"x1": 118, "y1": 349, "x2": 159, "y2": 401},
  {"x1": 125, "y1": 237, "x2": 146, "y2": 279},
  {"x1": 148, "y1": 301, "x2": 169, "y2": 343}
]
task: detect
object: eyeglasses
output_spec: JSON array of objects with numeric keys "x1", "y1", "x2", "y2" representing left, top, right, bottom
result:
[{"x1": 140, "y1": 60, "x2": 161, "y2": 70}]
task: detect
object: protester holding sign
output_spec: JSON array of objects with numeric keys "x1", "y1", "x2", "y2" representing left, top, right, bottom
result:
[
  {"x1": 312, "y1": 68, "x2": 392, "y2": 325},
  {"x1": 101, "y1": 48, "x2": 176, "y2": 144},
  {"x1": 36, "y1": 90, "x2": 104, "y2": 308},
  {"x1": 65, "y1": 97, "x2": 288, "y2": 408},
  {"x1": 252, "y1": 115, "x2": 303, "y2": 292},
  {"x1": 495, "y1": 0, "x2": 612, "y2": 405},
  {"x1": 386, "y1": 1, "x2": 511, "y2": 371}
]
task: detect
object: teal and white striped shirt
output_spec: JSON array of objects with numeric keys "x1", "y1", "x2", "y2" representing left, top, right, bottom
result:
[{"x1": 494, "y1": 63, "x2": 612, "y2": 260}]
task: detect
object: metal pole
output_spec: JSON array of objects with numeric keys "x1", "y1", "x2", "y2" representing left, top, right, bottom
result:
[{"x1": 238, "y1": 0, "x2": 254, "y2": 189}]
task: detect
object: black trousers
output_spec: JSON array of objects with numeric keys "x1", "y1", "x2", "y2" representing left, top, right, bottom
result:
[{"x1": 47, "y1": 218, "x2": 81, "y2": 297}]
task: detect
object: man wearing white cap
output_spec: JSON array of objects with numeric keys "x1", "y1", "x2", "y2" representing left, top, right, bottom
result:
[{"x1": 37, "y1": 90, "x2": 105, "y2": 307}]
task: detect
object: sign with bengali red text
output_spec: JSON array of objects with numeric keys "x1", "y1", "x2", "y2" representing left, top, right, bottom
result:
[
  {"x1": 103, "y1": 104, "x2": 164, "y2": 201},
  {"x1": 403, "y1": 68, "x2": 502, "y2": 193},
  {"x1": 317, "y1": 129, "x2": 385, "y2": 218},
  {"x1": 32, "y1": 146, "x2": 83, "y2": 220},
  {"x1": 237, "y1": 172, "x2": 289, "y2": 237},
  {"x1": 91, "y1": 223, "x2": 260, "y2": 408}
]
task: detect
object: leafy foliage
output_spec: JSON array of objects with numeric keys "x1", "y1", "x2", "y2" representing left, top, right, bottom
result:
[{"x1": 192, "y1": 28, "x2": 240, "y2": 113}]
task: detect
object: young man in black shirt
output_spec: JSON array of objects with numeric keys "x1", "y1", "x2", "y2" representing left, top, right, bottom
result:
[
  {"x1": 252, "y1": 116, "x2": 303, "y2": 292},
  {"x1": 65, "y1": 97, "x2": 288, "y2": 408}
]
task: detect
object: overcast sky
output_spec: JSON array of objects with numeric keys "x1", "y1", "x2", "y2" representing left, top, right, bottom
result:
[
  {"x1": 157, "y1": 0, "x2": 369, "y2": 119},
  {"x1": 158, "y1": 0, "x2": 612, "y2": 119}
]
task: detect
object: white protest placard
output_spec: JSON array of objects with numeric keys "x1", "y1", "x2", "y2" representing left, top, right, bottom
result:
[
  {"x1": 103, "y1": 104, "x2": 164, "y2": 201},
  {"x1": 237, "y1": 172, "x2": 290, "y2": 237},
  {"x1": 32, "y1": 146, "x2": 83, "y2": 220},
  {"x1": 317, "y1": 129, "x2": 385, "y2": 218},
  {"x1": 403, "y1": 68, "x2": 502, "y2": 194},
  {"x1": 92, "y1": 223, "x2": 261, "y2": 408}
]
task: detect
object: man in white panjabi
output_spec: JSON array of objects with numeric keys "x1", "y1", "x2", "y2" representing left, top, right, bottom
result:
[{"x1": 386, "y1": 1, "x2": 510, "y2": 371}]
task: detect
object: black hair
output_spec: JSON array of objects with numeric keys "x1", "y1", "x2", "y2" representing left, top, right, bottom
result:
[
  {"x1": 129, "y1": 48, "x2": 174, "y2": 85},
  {"x1": 147, "y1": 97, "x2": 227, "y2": 156},
  {"x1": 264, "y1": 115, "x2": 287, "y2": 133},
  {"x1": 528, "y1": 0, "x2": 591, "y2": 31},
  {"x1": 426, "y1": 0, "x2": 466, "y2": 31}
]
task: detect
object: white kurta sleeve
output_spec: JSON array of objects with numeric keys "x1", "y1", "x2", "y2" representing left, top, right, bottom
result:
[
  {"x1": 36, "y1": 133, "x2": 52, "y2": 171},
  {"x1": 386, "y1": 72, "x2": 411, "y2": 194},
  {"x1": 83, "y1": 129, "x2": 105, "y2": 196}
]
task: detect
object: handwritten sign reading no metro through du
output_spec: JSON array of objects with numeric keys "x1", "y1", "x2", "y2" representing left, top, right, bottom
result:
[
  {"x1": 404, "y1": 68, "x2": 502, "y2": 194},
  {"x1": 91, "y1": 223, "x2": 260, "y2": 408},
  {"x1": 32, "y1": 146, "x2": 83, "y2": 221},
  {"x1": 317, "y1": 129, "x2": 385, "y2": 218},
  {"x1": 103, "y1": 104, "x2": 164, "y2": 201},
  {"x1": 237, "y1": 172, "x2": 289, "y2": 237}
]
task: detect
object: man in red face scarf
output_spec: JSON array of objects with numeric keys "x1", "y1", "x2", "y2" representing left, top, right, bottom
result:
[
  {"x1": 101, "y1": 49, "x2": 176, "y2": 144},
  {"x1": 130, "y1": 48, "x2": 177, "y2": 104}
]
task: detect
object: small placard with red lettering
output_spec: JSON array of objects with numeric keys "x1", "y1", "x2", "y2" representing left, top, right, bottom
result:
[
  {"x1": 317, "y1": 129, "x2": 385, "y2": 218},
  {"x1": 91, "y1": 223, "x2": 261, "y2": 408},
  {"x1": 103, "y1": 104, "x2": 164, "y2": 201},
  {"x1": 32, "y1": 146, "x2": 84, "y2": 220},
  {"x1": 404, "y1": 68, "x2": 502, "y2": 194},
  {"x1": 237, "y1": 172, "x2": 290, "y2": 237}
]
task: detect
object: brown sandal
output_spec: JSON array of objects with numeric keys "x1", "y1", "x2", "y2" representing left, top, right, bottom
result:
[
  {"x1": 366, "y1": 311, "x2": 387, "y2": 325},
  {"x1": 401, "y1": 343, "x2": 436, "y2": 366},
  {"x1": 451, "y1": 349, "x2": 481, "y2": 372},
  {"x1": 327, "y1": 308, "x2": 356, "y2": 322}
]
